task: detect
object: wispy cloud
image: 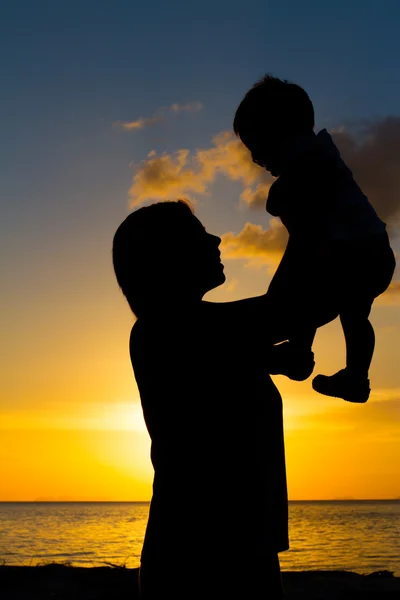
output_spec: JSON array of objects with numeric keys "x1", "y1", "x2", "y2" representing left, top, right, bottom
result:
[
  {"x1": 116, "y1": 101, "x2": 203, "y2": 132},
  {"x1": 117, "y1": 115, "x2": 164, "y2": 131},
  {"x1": 170, "y1": 101, "x2": 203, "y2": 113}
]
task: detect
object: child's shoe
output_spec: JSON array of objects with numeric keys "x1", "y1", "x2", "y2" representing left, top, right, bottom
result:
[
  {"x1": 312, "y1": 369, "x2": 370, "y2": 403},
  {"x1": 269, "y1": 341, "x2": 315, "y2": 381}
]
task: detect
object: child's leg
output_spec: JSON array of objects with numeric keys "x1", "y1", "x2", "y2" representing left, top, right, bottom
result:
[
  {"x1": 340, "y1": 299, "x2": 374, "y2": 377},
  {"x1": 312, "y1": 297, "x2": 373, "y2": 403},
  {"x1": 267, "y1": 236, "x2": 331, "y2": 349},
  {"x1": 312, "y1": 233, "x2": 395, "y2": 403}
]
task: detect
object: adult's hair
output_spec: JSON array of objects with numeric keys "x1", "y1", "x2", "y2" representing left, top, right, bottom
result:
[
  {"x1": 233, "y1": 74, "x2": 315, "y2": 140},
  {"x1": 112, "y1": 199, "x2": 193, "y2": 318}
]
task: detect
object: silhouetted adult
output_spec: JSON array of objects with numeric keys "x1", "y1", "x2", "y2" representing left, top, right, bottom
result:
[{"x1": 112, "y1": 200, "x2": 318, "y2": 599}]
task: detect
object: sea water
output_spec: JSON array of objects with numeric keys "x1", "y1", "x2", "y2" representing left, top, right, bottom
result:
[{"x1": 0, "y1": 501, "x2": 398, "y2": 575}]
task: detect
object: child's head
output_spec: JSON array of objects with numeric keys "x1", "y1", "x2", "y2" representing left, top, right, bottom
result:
[
  {"x1": 233, "y1": 75, "x2": 315, "y2": 175},
  {"x1": 112, "y1": 200, "x2": 225, "y2": 318}
]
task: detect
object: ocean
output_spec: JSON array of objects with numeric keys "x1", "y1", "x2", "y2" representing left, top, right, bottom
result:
[{"x1": 0, "y1": 501, "x2": 398, "y2": 575}]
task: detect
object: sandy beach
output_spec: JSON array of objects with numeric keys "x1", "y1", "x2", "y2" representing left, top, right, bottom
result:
[{"x1": 0, "y1": 564, "x2": 399, "y2": 599}]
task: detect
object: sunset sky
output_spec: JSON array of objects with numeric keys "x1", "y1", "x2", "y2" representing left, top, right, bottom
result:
[{"x1": 1, "y1": 0, "x2": 400, "y2": 501}]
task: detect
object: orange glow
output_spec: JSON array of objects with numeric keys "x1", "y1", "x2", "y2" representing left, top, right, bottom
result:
[{"x1": 1, "y1": 270, "x2": 399, "y2": 501}]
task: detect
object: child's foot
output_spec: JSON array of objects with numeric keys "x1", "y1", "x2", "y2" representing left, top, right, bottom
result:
[
  {"x1": 269, "y1": 341, "x2": 315, "y2": 381},
  {"x1": 312, "y1": 369, "x2": 370, "y2": 403}
]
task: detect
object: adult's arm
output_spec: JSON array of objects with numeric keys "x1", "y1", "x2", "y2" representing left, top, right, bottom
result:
[
  {"x1": 202, "y1": 293, "x2": 286, "y2": 343},
  {"x1": 201, "y1": 294, "x2": 316, "y2": 379}
]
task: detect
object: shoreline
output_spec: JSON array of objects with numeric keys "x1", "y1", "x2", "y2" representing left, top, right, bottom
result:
[{"x1": 0, "y1": 564, "x2": 399, "y2": 599}]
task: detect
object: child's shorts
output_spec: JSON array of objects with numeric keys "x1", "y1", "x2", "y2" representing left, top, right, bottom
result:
[
  {"x1": 331, "y1": 231, "x2": 396, "y2": 308},
  {"x1": 267, "y1": 231, "x2": 396, "y2": 329}
]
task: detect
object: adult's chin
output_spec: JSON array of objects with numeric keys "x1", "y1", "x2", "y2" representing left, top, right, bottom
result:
[
  {"x1": 215, "y1": 270, "x2": 226, "y2": 287},
  {"x1": 208, "y1": 270, "x2": 226, "y2": 293}
]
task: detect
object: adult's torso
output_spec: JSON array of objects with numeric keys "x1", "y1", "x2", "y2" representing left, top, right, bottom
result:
[{"x1": 130, "y1": 302, "x2": 289, "y2": 562}]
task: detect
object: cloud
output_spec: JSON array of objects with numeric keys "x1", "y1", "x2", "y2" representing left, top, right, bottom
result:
[
  {"x1": 236, "y1": 117, "x2": 400, "y2": 216},
  {"x1": 117, "y1": 115, "x2": 164, "y2": 131},
  {"x1": 129, "y1": 131, "x2": 270, "y2": 206},
  {"x1": 127, "y1": 115, "x2": 400, "y2": 214},
  {"x1": 332, "y1": 117, "x2": 400, "y2": 228},
  {"x1": 221, "y1": 219, "x2": 288, "y2": 265},
  {"x1": 126, "y1": 117, "x2": 400, "y2": 269},
  {"x1": 240, "y1": 182, "x2": 273, "y2": 209},
  {"x1": 116, "y1": 101, "x2": 203, "y2": 132},
  {"x1": 195, "y1": 132, "x2": 273, "y2": 208},
  {"x1": 130, "y1": 149, "x2": 208, "y2": 204},
  {"x1": 170, "y1": 101, "x2": 203, "y2": 113}
]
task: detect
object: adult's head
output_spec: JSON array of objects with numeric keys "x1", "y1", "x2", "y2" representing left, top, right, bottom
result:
[
  {"x1": 112, "y1": 200, "x2": 225, "y2": 318},
  {"x1": 233, "y1": 74, "x2": 315, "y2": 176}
]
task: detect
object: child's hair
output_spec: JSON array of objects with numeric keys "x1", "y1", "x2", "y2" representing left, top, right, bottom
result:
[
  {"x1": 112, "y1": 199, "x2": 194, "y2": 318},
  {"x1": 233, "y1": 74, "x2": 315, "y2": 141}
]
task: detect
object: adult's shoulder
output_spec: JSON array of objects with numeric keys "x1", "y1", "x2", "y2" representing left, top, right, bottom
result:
[
  {"x1": 129, "y1": 310, "x2": 206, "y2": 364},
  {"x1": 129, "y1": 318, "x2": 144, "y2": 353},
  {"x1": 129, "y1": 296, "x2": 273, "y2": 363},
  {"x1": 129, "y1": 317, "x2": 175, "y2": 389},
  {"x1": 129, "y1": 316, "x2": 166, "y2": 357},
  {"x1": 129, "y1": 317, "x2": 163, "y2": 371}
]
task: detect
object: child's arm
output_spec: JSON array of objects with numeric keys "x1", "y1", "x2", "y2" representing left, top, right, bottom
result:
[{"x1": 267, "y1": 152, "x2": 336, "y2": 237}]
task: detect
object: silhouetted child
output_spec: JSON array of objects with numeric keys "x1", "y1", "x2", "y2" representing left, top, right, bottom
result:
[{"x1": 233, "y1": 75, "x2": 396, "y2": 403}]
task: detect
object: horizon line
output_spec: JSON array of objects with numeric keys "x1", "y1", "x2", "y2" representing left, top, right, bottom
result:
[{"x1": 1, "y1": 498, "x2": 399, "y2": 503}]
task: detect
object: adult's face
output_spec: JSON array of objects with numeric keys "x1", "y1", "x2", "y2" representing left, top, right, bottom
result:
[{"x1": 179, "y1": 214, "x2": 225, "y2": 298}]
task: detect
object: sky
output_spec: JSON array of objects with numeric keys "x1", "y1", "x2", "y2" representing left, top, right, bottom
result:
[{"x1": 1, "y1": 0, "x2": 400, "y2": 501}]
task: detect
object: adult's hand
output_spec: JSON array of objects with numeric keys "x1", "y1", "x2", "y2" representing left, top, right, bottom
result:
[{"x1": 269, "y1": 341, "x2": 315, "y2": 381}]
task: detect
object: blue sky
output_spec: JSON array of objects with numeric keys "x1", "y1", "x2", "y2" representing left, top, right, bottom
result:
[{"x1": 2, "y1": 0, "x2": 400, "y2": 237}]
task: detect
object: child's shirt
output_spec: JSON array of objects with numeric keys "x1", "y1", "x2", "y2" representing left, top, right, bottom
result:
[{"x1": 266, "y1": 129, "x2": 386, "y2": 242}]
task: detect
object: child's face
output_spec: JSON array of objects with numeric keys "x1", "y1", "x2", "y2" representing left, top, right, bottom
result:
[{"x1": 241, "y1": 129, "x2": 283, "y2": 177}]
